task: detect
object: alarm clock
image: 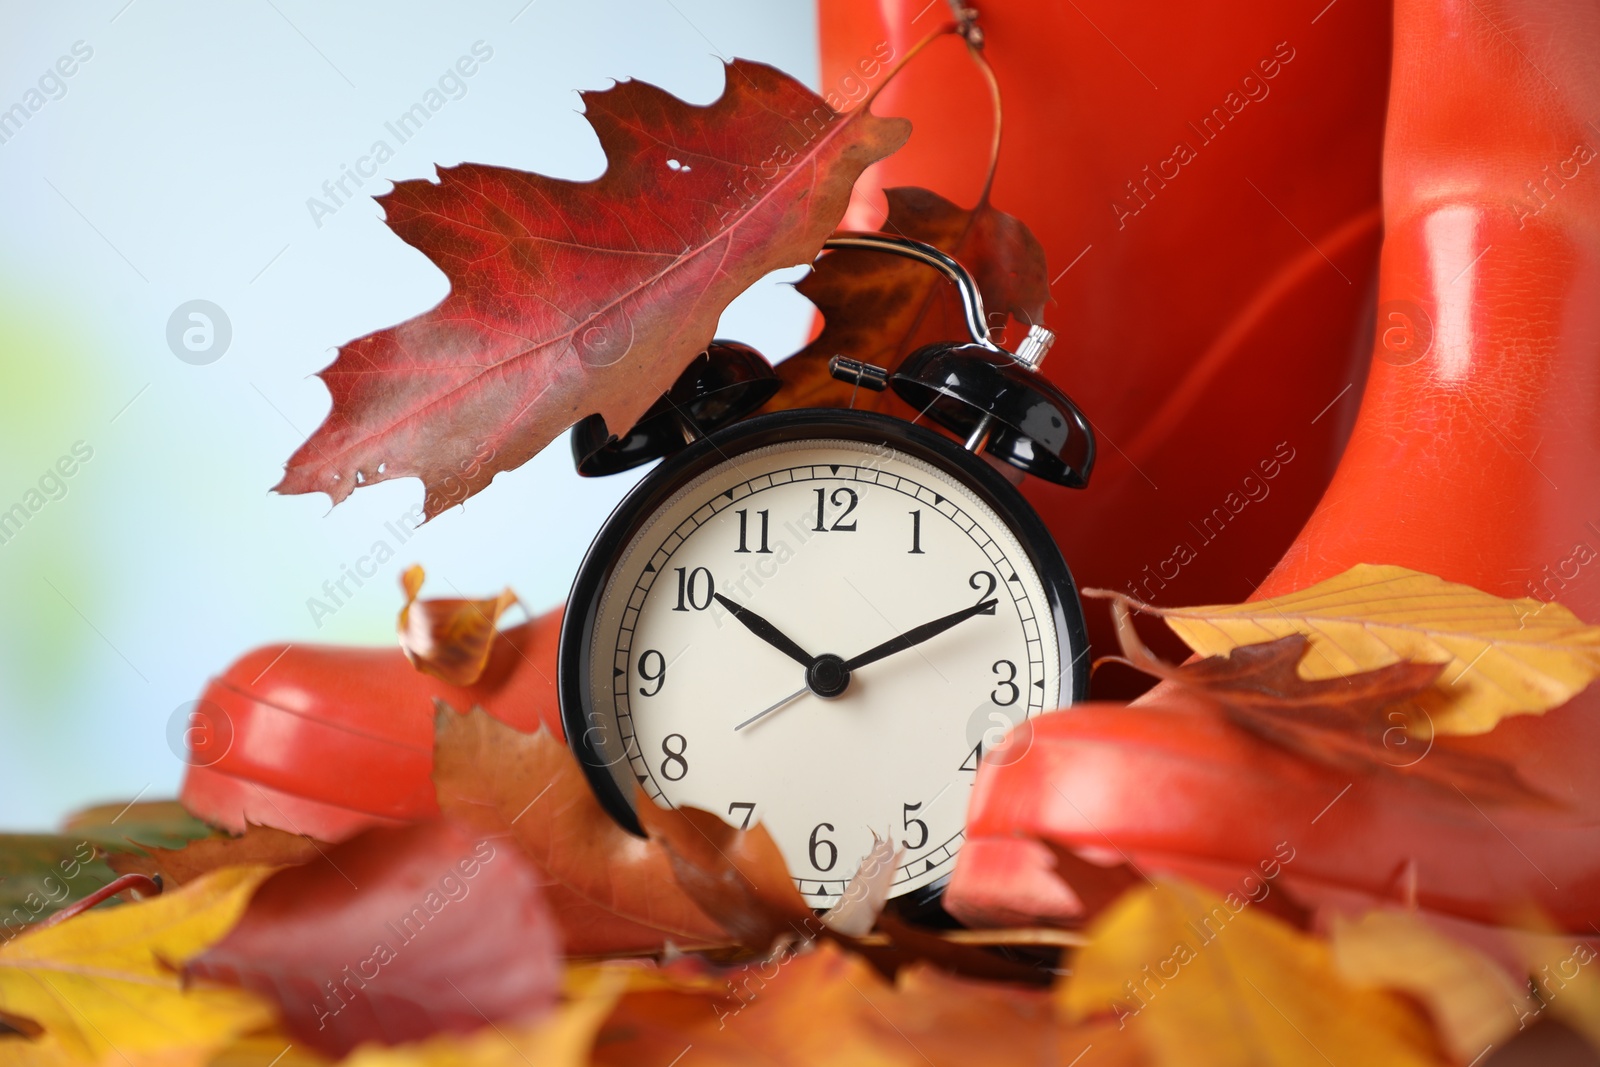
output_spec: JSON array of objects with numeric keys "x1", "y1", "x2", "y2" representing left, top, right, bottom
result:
[{"x1": 559, "y1": 233, "x2": 1095, "y2": 908}]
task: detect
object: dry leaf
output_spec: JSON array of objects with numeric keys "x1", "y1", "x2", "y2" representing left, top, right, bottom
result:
[
  {"x1": 188, "y1": 820, "x2": 560, "y2": 1058},
  {"x1": 61, "y1": 799, "x2": 216, "y2": 851},
  {"x1": 1061, "y1": 879, "x2": 1443, "y2": 1066},
  {"x1": 1331, "y1": 910, "x2": 1534, "y2": 1062},
  {"x1": 590, "y1": 940, "x2": 1132, "y2": 1067},
  {"x1": 1099, "y1": 604, "x2": 1551, "y2": 806},
  {"x1": 821, "y1": 836, "x2": 899, "y2": 938},
  {"x1": 1093, "y1": 563, "x2": 1600, "y2": 734},
  {"x1": 206, "y1": 1035, "x2": 335, "y2": 1067},
  {"x1": 633, "y1": 793, "x2": 816, "y2": 952},
  {"x1": 336, "y1": 967, "x2": 627, "y2": 1067},
  {"x1": 773, "y1": 186, "x2": 1048, "y2": 414},
  {"x1": 431, "y1": 705, "x2": 725, "y2": 951},
  {"x1": 109, "y1": 824, "x2": 325, "y2": 885},
  {"x1": 1518, "y1": 932, "x2": 1600, "y2": 1052},
  {"x1": 397, "y1": 564, "x2": 519, "y2": 686},
  {"x1": 0, "y1": 866, "x2": 274, "y2": 1067},
  {"x1": 274, "y1": 60, "x2": 909, "y2": 519}
]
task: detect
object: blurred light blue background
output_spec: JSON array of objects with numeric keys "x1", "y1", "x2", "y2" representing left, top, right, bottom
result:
[{"x1": 0, "y1": 0, "x2": 819, "y2": 829}]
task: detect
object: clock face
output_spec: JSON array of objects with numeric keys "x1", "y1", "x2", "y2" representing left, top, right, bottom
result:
[{"x1": 572, "y1": 428, "x2": 1073, "y2": 906}]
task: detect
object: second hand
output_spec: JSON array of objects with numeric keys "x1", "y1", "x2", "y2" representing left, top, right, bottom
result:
[{"x1": 734, "y1": 685, "x2": 809, "y2": 732}]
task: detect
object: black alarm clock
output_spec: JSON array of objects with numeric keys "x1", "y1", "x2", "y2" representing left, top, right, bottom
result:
[{"x1": 559, "y1": 234, "x2": 1095, "y2": 908}]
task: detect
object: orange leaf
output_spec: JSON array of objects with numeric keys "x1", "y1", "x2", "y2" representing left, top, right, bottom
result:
[
  {"x1": 397, "y1": 564, "x2": 518, "y2": 686},
  {"x1": 431, "y1": 705, "x2": 725, "y2": 951},
  {"x1": 634, "y1": 795, "x2": 815, "y2": 952},
  {"x1": 107, "y1": 823, "x2": 325, "y2": 886},
  {"x1": 591, "y1": 941, "x2": 1134, "y2": 1067}
]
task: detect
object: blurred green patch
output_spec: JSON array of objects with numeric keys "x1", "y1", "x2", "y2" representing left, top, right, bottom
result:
[{"x1": 0, "y1": 800, "x2": 215, "y2": 933}]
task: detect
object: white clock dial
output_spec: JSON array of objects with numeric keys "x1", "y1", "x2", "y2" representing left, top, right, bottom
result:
[{"x1": 584, "y1": 437, "x2": 1064, "y2": 905}]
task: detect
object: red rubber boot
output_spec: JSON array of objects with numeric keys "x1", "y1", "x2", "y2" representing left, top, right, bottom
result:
[
  {"x1": 821, "y1": 0, "x2": 1393, "y2": 688},
  {"x1": 947, "y1": 0, "x2": 1600, "y2": 932},
  {"x1": 179, "y1": 608, "x2": 564, "y2": 841}
]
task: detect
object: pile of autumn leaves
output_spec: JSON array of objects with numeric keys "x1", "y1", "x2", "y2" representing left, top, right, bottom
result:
[{"x1": 2, "y1": 564, "x2": 1600, "y2": 1066}]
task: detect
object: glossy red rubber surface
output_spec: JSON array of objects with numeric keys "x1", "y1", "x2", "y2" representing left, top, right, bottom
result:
[
  {"x1": 179, "y1": 609, "x2": 564, "y2": 840},
  {"x1": 909, "y1": 0, "x2": 1600, "y2": 930}
]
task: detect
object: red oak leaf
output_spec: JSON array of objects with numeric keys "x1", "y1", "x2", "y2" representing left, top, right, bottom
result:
[{"x1": 275, "y1": 59, "x2": 910, "y2": 518}]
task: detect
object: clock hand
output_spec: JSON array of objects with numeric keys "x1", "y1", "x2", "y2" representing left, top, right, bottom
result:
[
  {"x1": 841, "y1": 598, "x2": 999, "y2": 672},
  {"x1": 734, "y1": 684, "x2": 810, "y2": 732},
  {"x1": 712, "y1": 593, "x2": 816, "y2": 668}
]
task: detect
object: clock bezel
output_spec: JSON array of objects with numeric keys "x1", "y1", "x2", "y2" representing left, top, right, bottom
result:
[{"x1": 558, "y1": 407, "x2": 1090, "y2": 847}]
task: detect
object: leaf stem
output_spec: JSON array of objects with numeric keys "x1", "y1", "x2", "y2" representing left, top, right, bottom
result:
[
  {"x1": 862, "y1": 23, "x2": 960, "y2": 110},
  {"x1": 35, "y1": 873, "x2": 163, "y2": 930}
]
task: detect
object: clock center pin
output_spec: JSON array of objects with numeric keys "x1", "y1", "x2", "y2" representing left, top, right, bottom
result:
[{"x1": 806, "y1": 652, "x2": 851, "y2": 698}]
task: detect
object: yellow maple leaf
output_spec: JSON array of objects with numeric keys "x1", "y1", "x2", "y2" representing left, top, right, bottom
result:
[
  {"x1": 1331, "y1": 909, "x2": 1534, "y2": 1062},
  {"x1": 205, "y1": 1035, "x2": 333, "y2": 1067},
  {"x1": 0, "y1": 865, "x2": 275, "y2": 1067},
  {"x1": 337, "y1": 967, "x2": 626, "y2": 1067},
  {"x1": 1103, "y1": 563, "x2": 1600, "y2": 734},
  {"x1": 1060, "y1": 879, "x2": 1444, "y2": 1066}
]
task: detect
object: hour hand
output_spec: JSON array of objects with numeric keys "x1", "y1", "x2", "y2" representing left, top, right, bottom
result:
[
  {"x1": 842, "y1": 598, "x2": 999, "y2": 672},
  {"x1": 712, "y1": 593, "x2": 815, "y2": 668}
]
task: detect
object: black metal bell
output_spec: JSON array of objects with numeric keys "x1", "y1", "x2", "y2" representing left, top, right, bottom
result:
[
  {"x1": 890, "y1": 342, "x2": 1095, "y2": 489},
  {"x1": 570, "y1": 341, "x2": 779, "y2": 476}
]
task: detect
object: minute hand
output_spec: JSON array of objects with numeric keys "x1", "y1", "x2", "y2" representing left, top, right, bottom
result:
[{"x1": 841, "y1": 598, "x2": 999, "y2": 672}]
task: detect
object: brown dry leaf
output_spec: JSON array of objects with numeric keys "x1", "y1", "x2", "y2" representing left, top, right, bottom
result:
[
  {"x1": 108, "y1": 824, "x2": 324, "y2": 885},
  {"x1": 397, "y1": 564, "x2": 519, "y2": 686},
  {"x1": 431, "y1": 705, "x2": 725, "y2": 951},
  {"x1": 633, "y1": 791, "x2": 816, "y2": 952},
  {"x1": 626, "y1": 785, "x2": 1049, "y2": 981},
  {"x1": 1098, "y1": 600, "x2": 1552, "y2": 807},
  {"x1": 1092, "y1": 563, "x2": 1600, "y2": 734},
  {"x1": 1331, "y1": 910, "x2": 1534, "y2": 1063},
  {"x1": 773, "y1": 186, "x2": 1048, "y2": 413},
  {"x1": 591, "y1": 940, "x2": 1137, "y2": 1066}
]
